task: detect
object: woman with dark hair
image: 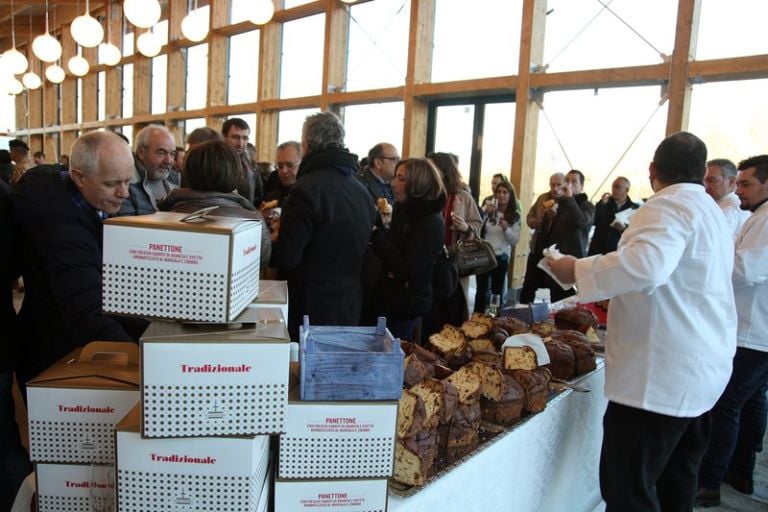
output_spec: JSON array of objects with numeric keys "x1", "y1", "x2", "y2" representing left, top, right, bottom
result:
[
  {"x1": 159, "y1": 139, "x2": 271, "y2": 268},
  {"x1": 427, "y1": 152, "x2": 483, "y2": 326},
  {"x1": 473, "y1": 181, "x2": 521, "y2": 314},
  {"x1": 368, "y1": 158, "x2": 446, "y2": 341}
]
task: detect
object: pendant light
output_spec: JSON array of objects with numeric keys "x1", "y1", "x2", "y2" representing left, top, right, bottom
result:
[
  {"x1": 98, "y1": 2, "x2": 123, "y2": 66},
  {"x1": 250, "y1": 0, "x2": 275, "y2": 26},
  {"x1": 68, "y1": 47, "x2": 90, "y2": 77},
  {"x1": 71, "y1": 0, "x2": 105, "y2": 48},
  {"x1": 181, "y1": 0, "x2": 209, "y2": 42},
  {"x1": 2, "y1": 0, "x2": 29, "y2": 75},
  {"x1": 124, "y1": 0, "x2": 162, "y2": 29},
  {"x1": 33, "y1": 0, "x2": 63, "y2": 63},
  {"x1": 137, "y1": 30, "x2": 162, "y2": 58},
  {"x1": 45, "y1": 63, "x2": 66, "y2": 84}
]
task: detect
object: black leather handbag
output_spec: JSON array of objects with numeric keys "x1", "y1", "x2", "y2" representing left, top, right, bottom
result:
[{"x1": 451, "y1": 238, "x2": 498, "y2": 277}]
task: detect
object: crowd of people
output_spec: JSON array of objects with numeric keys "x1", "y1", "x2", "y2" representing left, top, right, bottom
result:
[{"x1": 1, "y1": 117, "x2": 766, "y2": 512}]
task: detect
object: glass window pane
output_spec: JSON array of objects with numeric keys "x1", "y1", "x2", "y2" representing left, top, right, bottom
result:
[
  {"x1": 697, "y1": 0, "x2": 768, "y2": 60},
  {"x1": 343, "y1": 102, "x2": 405, "y2": 159},
  {"x1": 122, "y1": 63, "x2": 133, "y2": 118},
  {"x1": 479, "y1": 102, "x2": 515, "y2": 201},
  {"x1": 543, "y1": 0, "x2": 675, "y2": 72},
  {"x1": 121, "y1": 125, "x2": 133, "y2": 147},
  {"x1": 184, "y1": 118, "x2": 207, "y2": 144},
  {"x1": 688, "y1": 79, "x2": 768, "y2": 163},
  {"x1": 0, "y1": 93, "x2": 14, "y2": 131},
  {"x1": 432, "y1": 105, "x2": 475, "y2": 185},
  {"x1": 278, "y1": 108, "x2": 320, "y2": 147},
  {"x1": 186, "y1": 44, "x2": 208, "y2": 110},
  {"x1": 155, "y1": 20, "x2": 169, "y2": 46},
  {"x1": 284, "y1": 0, "x2": 314, "y2": 8},
  {"x1": 533, "y1": 87, "x2": 667, "y2": 206},
  {"x1": 228, "y1": 30, "x2": 259, "y2": 104},
  {"x1": 123, "y1": 30, "x2": 134, "y2": 57},
  {"x1": 152, "y1": 54, "x2": 167, "y2": 114},
  {"x1": 230, "y1": 0, "x2": 251, "y2": 24},
  {"x1": 98, "y1": 71, "x2": 106, "y2": 121},
  {"x1": 280, "y1": 15, "x2": 324, "y2": 99},
  {"x1": 346, "y1": 0, "x2": 410, "y2": 92},
  {"x1": 77, "y1": 79, "x2": 83, "y2": 124},
  {"x1": 432, "y1": 0, "x2": 521, "y2": 83}
]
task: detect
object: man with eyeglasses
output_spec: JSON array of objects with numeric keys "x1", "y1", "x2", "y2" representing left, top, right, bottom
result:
[
  {"x1": 222, "y1": 117, "x2": 264, "y2": 207},
  {"x1": 357, "y1": 142, "x2": 399, "y2": 205},
  {"x1": 263, "y1": 141, "x2": 302, "y2": 207},
  {"x1": 118, "y1": 124, "x2": 178, "y2": 216}
]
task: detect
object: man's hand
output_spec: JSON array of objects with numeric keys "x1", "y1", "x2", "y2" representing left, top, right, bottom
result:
[{"x1": 546, "y1": 255, "x2": 577, "y2": 284}]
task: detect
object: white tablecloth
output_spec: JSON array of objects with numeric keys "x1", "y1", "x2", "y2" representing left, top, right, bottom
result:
[{"x1": 388, "y1": 364, "x2": 607, "y2": 512}]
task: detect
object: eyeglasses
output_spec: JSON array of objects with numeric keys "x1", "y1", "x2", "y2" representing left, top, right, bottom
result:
[
  {"x1": 277, "y1": 161, "x2": 300, "y2": 170},
  {"x1": 379, "y1": 156, "x2": 399, "y2": 162}
]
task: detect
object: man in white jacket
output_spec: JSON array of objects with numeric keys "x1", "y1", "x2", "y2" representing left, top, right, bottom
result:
[
  {"x1": 704, "y1": 158, "x2": 751, "y2": 239},
  {"x1": 696, "y1": 154, "x2": 768, "y2": 507},
  {"x1": 547, "y1": 132, "x2": 737, "y2": 512}
]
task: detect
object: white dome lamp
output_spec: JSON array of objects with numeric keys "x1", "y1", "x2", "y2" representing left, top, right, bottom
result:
[
  {"x1": 340, "y1": 0, "x2": 358, "y2": 3},
  {"x1": 137, "y1": 30, "x2": 162, "y2": 58},
  {"x1": 68, "y1": 47, "x2": 90, "y2": 77},
  {"x1": 124, "y1": 0, "x2": 162, "y2": 29},
  {"x1": 22, "y1": 71, "x2": 43, "y2": 90},
  {"x1": 181, "y1": 2, "x2": 209, "y2": 43},
  {"x1": 250, "y1": 0, "x2": 275, "y2": 26},
  {"x1": 3, "y1": 0, "x2": 28, "y2": 75},
  {"x1": 71, "y1": 0, "x2": 104, "y2": 48},
  {"x1": 33, "y1": 0, "x2": 63, "y2": 63},
  {"x1": 45, "y1": 63, "x2": 66, "y2": 84},
  {"x1": 98, "y1": 1, "x2": 122, "y2": 66},
  {"x1": 6, "y1": 77, "x2": 24, "y2": 95}
]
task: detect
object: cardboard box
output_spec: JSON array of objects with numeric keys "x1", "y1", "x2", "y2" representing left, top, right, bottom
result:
[
  {"x1": 141, "y1": 307, "x2": 290, "y2": 437},
  {"x1": 300, "y1": 317, "x2": 404, "y2": 401},
  {"x1": 27, "y1": 342, "x2": 140, "y2": 464},
  {"x1": 251, "y1": 279, "x2": 289, "y2": 319},
  {"x1": 35, "y1": 462, "x2": 115, "y2": 512},
  {"x1": 274, "y1": 478, "x2": 388, "y2": 512},
  {"x1": 279, "y1": 389, "x2": 397, "y2": 479},
  {"x1": 103, "y1": 212, "x2": 263, "y2": 322},
  {"x1": 116, "y1": 405, "x2": 270, "y2": 512}
]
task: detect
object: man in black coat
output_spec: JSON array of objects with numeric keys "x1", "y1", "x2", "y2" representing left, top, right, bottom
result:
[
  {"x1": 588, "y1": 176, "x2": 640, "y2": 255},
  {"x1": 270, "y1": 112, "x2": 377, "y2": 340},
  {"x1": 12, "y1": 132, "x2": 147, "y2": 391}
]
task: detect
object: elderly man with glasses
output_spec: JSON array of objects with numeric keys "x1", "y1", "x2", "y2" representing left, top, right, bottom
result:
[
  {"x1": 357, "y1": 142, "x2": 400, "y2": 206},
  {"x1": 263, "y1": 141, "x2": 302, "y2": 207}
]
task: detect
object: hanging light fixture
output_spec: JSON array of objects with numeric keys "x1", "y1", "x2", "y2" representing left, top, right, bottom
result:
[
  {"x1": 181, "y1": 1, "x2": 209, "y2": 42},
  {"x1": 3, "y1": 0, "x2": 29, "y2": 75},
  {"x1": 22, "y1": 71, "x2": 42, "y2": 90},
  {"x1": 124, "y1": 0, "x2": 162, "y2": 29},
  {"x1": 33, "y1": 0, "x2": 63, "y2": 63},
  {"x1": 68, "y1": 47, "x2": 90, "y2": 77},
  {"x1": 45, "y1": 63, "x2": 66, "y2": 84},
  {"x1": 71, "y1": 0, "x2": 105, "y2": 48},
  {"x1": 98, "y1": 2, "x2": 123, "y2": 66},
  {"x1": 250, "y1": 0, "x2": 275, "y2": 26},
  {"x1": 340, "y1": 0, "x2": 358, "y2": 3},
  {"x1": 6, "y1": 77, "x2": 24, "y2": 95},
  {"x1": 137, "y1": 30, "x2": 162, "y2": 57}
]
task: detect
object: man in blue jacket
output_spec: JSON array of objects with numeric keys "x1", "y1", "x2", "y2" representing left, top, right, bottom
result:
[{"x1": 12, "y1": 131, "x2": 147, "y2": 392}]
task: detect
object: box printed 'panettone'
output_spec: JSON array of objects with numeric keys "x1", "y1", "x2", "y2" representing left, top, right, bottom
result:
[
  {"x1": 274, "y1": 478, "x2": 389, "y2": 512},
  {"x1": 103, "y1": 211, "x2": 262, "y2": 323},
  {"x1": 116, "y1": 405, "x2": 271, "y2": 512},
  {"x1": 27, "y1": 342, "x2": 140, "y2": 464},
  {"x1": 140, "y1": 307, "x2": 290, "y2": 437}
]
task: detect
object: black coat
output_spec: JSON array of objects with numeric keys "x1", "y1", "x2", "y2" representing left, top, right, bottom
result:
[
  {"x1": 541, "y1": 192, "x2": 595, "y2": 258},
  {"x1": 270, "y1": 147, "x2": 376, "y2": 340},
  {"x1": 369, "y1": 195, "x2": 446, "y2": 320},
  {"x1": 588, "y1": 196, "x2": 640, "y2": 255},
  {"x1": 12, "y1": 167, "x2": 142, "y2": 384},
  {"x1": 0, "y1": 180, "x2": 18, "y2": 372}
]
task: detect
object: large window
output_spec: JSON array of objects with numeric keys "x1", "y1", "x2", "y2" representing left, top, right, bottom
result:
[
  {"x1": 122, "y1": 63, "x2": 134, "y2": 118},
  {"x1": 278, "y1": 108, "x2": 319, "y2": 147},
  {"x1": 186, "y1": 44, "x2": 208, "y2": 110},
  {"x1": 280, "y1": 15, "x2": 324, "y2": 99},
  {"x1": 98, "y1": 72, "x2": 106, "y2": 121},
  {"x1": 697, "y1": 0, "x2": 768, "y2": 60},
  {"x1": 151, "y1": 55, "x2": 167, "y2": 115},
  {"x1": 77, "y1": 79, "x2": 83, "y2": 125},
  {"x1": 431, "y1": 0, "x2": 522, "y2": 83},
  {"x1": 183, "y1": 118, "x2": 207, "y2": 143},
  {"x1": 228, "y1": 30, "x2": 259, "y2": 104},
  {"x1": 346, "y1": 0, "x2": 410, "y2": 92},
  {"x1": 342, "y1": 102, "x2": 405, "y2": 159}
]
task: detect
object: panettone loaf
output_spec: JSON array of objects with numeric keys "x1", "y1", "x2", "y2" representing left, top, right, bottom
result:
[
  {"x1": 470, "y1": 312, "x2": 495, "y2": 329},
  {"x1": 393, "y1": 428, "x2": 438, "y2": 486},
  {"x1": 554, "y1": 307, "x2": 598, "y2": 334},
  {"x1": 503, "y1": 345, "x2": 539, "y2": 371},
  {"x1": 404, "y1": 354, "x2": 429, "y2": 388},
  {"x1": 550, "y1": 329, "x2": 596, "y2": 375},
  {"x1": 445, "y1": 365, "x2": 482, "y2": 405},
  {"x1": 397, "y1": 389, "x2": 426, "y2": 438},
  {"x1": 468, "y1": 338, "x2": 497, "y2": 354},
  {"x1": 544, "y1": 339, "x2": 576, "y2": 380},
  {"x1": 479, "y1": 372, "x2": 525, "y2": 425},
  {"x1": 508, "y1": 368, "x2": 551, "y2": 414},
  {"x1": 471, "y1": 351, "x2": 502, "y2": 368},
  {"x1": 409, "y1": 380, "x2": 444, "y2": 429},
  {"x1": 487, "y1": 328, "x2": 510, "y2": 350},
  {"x1": 493, "y1": 316, "x2": 529, "y2": 336},
  {"x1": 446, "y1": 402, "x2": 481, "y2": 462},
  {"x1": 530, "y1": 322, "x2": 555, "y2": 336},
  {"x1": 427, "y1": 325, "x2": 468, "y2": 365},
  {"x1": 460, "y1": 320, "x2": 491, "y2": 340}
]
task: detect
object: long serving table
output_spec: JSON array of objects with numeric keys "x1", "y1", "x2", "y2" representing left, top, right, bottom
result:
[{"x1": 388, "y1": 360, "x2": 607, "y2": 512}]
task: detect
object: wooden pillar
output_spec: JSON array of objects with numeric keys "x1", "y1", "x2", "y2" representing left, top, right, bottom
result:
[
  {"x1": 82, "y1": 46, "x2": 99, "y2": 123},
  {"x1": 133, "y1": 30, "x2": 152, "y2": 120},
  {"x1": 207, "y1": 0, "x2": 229, "y2": 113},
  {"x1": 402, "y1": 0, "x2": 435, "y2": 157},
  {"x1": 105, "y1": 1, "x2": 124, "y2": 121},
  {"x1": 257, "y1": 4, "x2": 281, "y2": 157},
  {"x1": 14, "y1": 94, "x2": 26, "y2": 133},
  {"x1": 61, "y1": 25, "x2": 77, "y2": 141},
  {"x1": 665, "y1": 0, "x2": 701, "y2": 134},
  {"x1": 509, "y1": 0, "x2": 547, "y2": 290},
  {"x1": 167, "y1": 0, "x2": 188, "y2": 144},
  {"x1": 320, "y1": 0, "x2": 349, "y2": 112}
]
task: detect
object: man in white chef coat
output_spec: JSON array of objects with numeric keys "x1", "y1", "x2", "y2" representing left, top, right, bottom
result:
[
  {"x1": 696, "y1": 154, "x2": 768, "y2": 507},
  {"x1": 704, "y1": 158, "x2": 750, "y2": 239},
  {"x1": 547, "y1": 131, "x2": 737, "y2": 512}
]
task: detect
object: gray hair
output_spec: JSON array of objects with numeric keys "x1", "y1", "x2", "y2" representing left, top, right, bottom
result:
[
  {"x1": 70, "y1": 131, "x2": 127, "y2": 175},
  {"x1": 134, "y1": 124, "x2": 173, "y2": 152},
  {"x1": 277, "y1": 140, "x2": 302, "y2": 157},
  {"x1": 187, "y1": 126, "x2": 223, "y2": 146},
  {"x1": 707, "y1": 158, "x2": 737, "y2": 180},
  {"x1": 302, "y1": 112, "x2": 345, "y2": 153}
]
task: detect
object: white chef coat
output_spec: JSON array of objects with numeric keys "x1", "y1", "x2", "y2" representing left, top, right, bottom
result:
[
  {"x1": 574, "y1": 183, "x2": 737, "y2": 418},
  {"x1": 718, "y1": 192, "x2": 751, "y2": 240},
  {"x1": 733, "y1": 200, "x2": 768, "y2": 352}
]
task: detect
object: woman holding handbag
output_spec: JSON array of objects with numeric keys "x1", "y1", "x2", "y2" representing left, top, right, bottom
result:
[
  {"x1": 427, "y1": 152, "x2": 483, "y2": 328},
  {"x1": 473, "y1": 181, "x2": 521, "y2": 314},
  {"x1": 368, "y1": 158, "x2": 446, "y2": 341}
]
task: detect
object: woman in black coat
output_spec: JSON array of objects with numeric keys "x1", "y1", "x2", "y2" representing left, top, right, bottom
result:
[{"x1": 369, "y1": 158, "x2": 446, "y2": 341}]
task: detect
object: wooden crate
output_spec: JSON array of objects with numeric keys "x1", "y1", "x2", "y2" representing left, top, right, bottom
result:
[{"x1": 299, "y1": 317, "x2": 404, "y2": 401}]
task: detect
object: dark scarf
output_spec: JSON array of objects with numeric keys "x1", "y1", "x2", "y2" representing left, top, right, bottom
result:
[{"x1": 297, "y1": 146, "x2": 359, "y2": 179}]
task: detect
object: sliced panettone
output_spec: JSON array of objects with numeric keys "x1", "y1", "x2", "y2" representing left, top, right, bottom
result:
[
  {"x1": 401, "y1": 340, "x2": 447, "y2": 368},
  {"x1": 466, "y1": 362, "x2": 506, "y2": 401},
  {"x1": 409, "y1": 380, "x2": 443, "y2": 429},
  {"x1": 508, "y1": 368, "x2": 551, "y2": 414},
  {"x1": 445, "y1": 365, "x2": 482, "y2": 405},
  {"x1": 393, "y1": 428, "x2": 437, "y2": 486},
  {"x1": 470, "y1": 312, "x2": 495, "y2": 329},
  {"x1": 427, "y1": 325, "x2": 467, "y2": 363},
  {"x1": 530, "y1": 321, "x2": 555, "y2": 336},
  {"x1": 397, "y1": 389, "x2": 426, "y2": 438},
  {"x1": 404, "y1": 354, "x2": 429, "y2": 388},
  {"x1": 479, "y1": 372, "x2": 525, "y2": 425},
  {"x1": 503, "y1": 345, "x2": 539, "y2": 371},
  {"x1": 460, "y1": 320, "x2": 491, "y2": 339},
  {"x1": 468, "y1": 337, "x2": 497, "y2": 354},
  {"x1": 471, "y1": 351, "x2": 502, "y2": 368},
  {"x1": 493, "y1": 316, "x2": 529, "y2": 336}
]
